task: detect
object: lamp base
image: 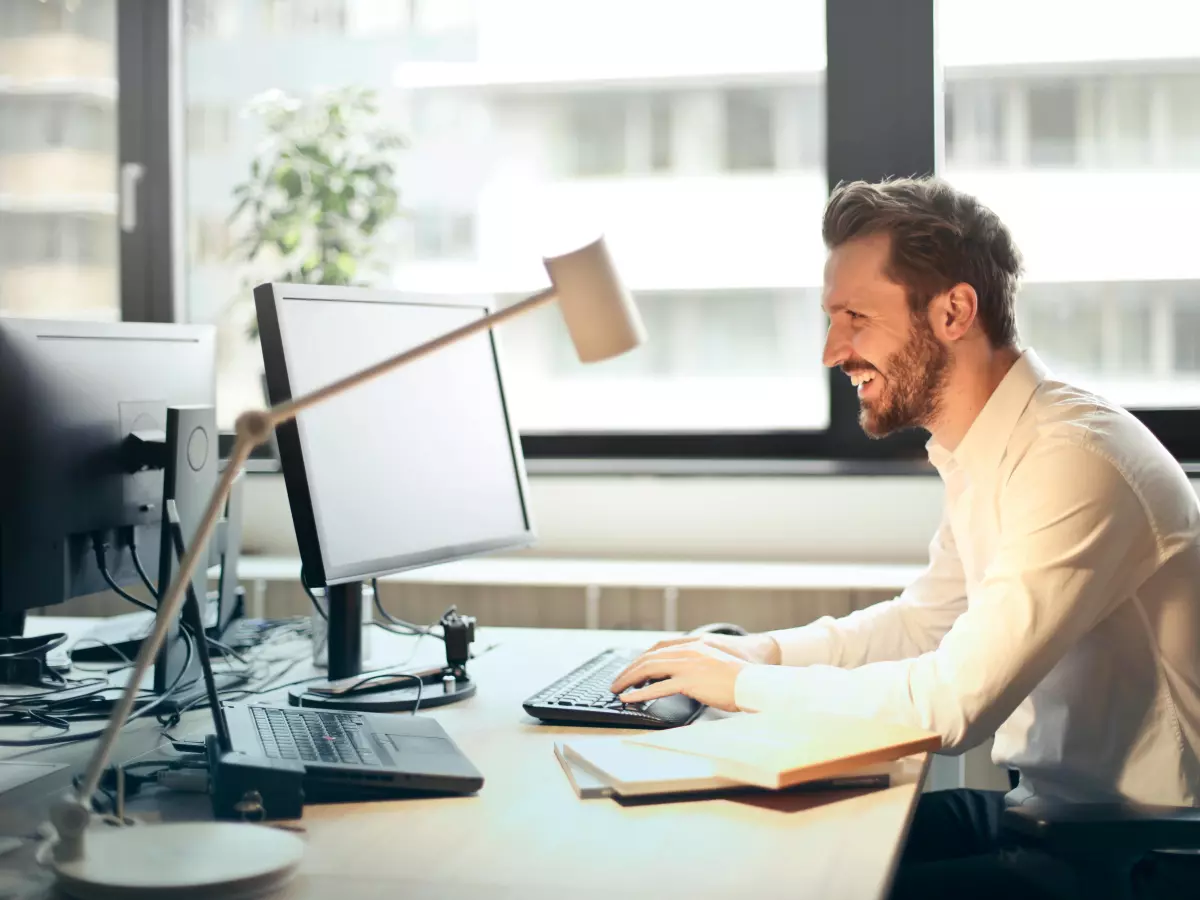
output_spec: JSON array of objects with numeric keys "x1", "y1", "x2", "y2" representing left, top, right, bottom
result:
[{"x1": 53, "y1": 822, "x2": 303, "y2": 900}]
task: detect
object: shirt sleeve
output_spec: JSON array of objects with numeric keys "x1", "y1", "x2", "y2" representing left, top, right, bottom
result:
[
  {"x1": 736, "y1": 441, "x2": 1158, "y2": 752},
  {"x1": 768, "y1": 506, "x2": 968, "y2": 668}
]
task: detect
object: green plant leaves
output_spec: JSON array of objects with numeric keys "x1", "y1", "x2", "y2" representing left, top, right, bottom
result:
[{"x1": 227, "y1": 86, "x2": 406, "y2": 335}]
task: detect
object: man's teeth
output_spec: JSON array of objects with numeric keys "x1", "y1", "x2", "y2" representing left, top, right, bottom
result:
[{"x1": 850, "y1": 371, "x2": 877, "y2": 387}]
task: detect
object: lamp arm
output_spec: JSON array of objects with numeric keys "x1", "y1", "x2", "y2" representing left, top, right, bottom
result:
[
  {"x1": 53, "y1": 284, "x2": 560, "y2": 860},
  {"x1": 58, "y1": 439, "x2": 255, "y2": 848}
]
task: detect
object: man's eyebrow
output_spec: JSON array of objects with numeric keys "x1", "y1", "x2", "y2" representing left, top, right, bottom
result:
[{"x1": 822, "y1": 298, "x2": 849, "y2": 315}]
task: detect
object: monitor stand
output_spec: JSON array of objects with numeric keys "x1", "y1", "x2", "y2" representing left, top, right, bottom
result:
[{"x1": 286, "y1": 581, "x2": 476, "y2": 712}]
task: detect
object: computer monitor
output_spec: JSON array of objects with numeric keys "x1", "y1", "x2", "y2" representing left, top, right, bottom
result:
[
  {"x1": 0, "y1": 317, "x2": 217, "y2": 694},
  {"x1": 256, "y1": 283, "x2": 535, "y2": 709}
]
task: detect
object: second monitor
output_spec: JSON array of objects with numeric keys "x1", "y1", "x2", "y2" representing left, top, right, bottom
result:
[{"x1": 255, "y1": 283, "x2": 535, "y2": 710}]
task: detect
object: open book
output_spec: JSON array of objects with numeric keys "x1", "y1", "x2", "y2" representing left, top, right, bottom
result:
[
  {"x1": 555, "y1": 709, "x2": 934, "y2": 799},
  {"x1": 558, "y1": 736, "x2": 743, "y2": 798},
  {"x1": 625, "y1": 711, "x2": 941, "y2": 790}
]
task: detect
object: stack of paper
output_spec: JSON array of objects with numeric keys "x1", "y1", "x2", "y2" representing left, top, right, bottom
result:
[{"x1": 555, "y1": 712, "x2": 940, "y2": 800}]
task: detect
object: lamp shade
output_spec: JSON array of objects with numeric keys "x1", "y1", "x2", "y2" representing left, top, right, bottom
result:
[{"x1": 543, "y1": 237, "x2": 646, "y2": 364}]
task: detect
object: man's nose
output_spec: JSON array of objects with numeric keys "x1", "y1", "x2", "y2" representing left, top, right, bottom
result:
[{"x1": 823, "y1": 322, "x2": 850, "y2": 369}]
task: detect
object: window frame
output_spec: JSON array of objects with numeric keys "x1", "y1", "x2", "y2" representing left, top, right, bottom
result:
[
  {"x1": 117, "y1": 0, "x2": 177, "y2": 323},
  {"x1": 143, "y1": 0, "x2": 1197, "y2": 469}
]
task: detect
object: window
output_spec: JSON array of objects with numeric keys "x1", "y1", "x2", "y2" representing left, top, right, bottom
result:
[
  {"x1": 724, "y1": 89, "x2": 777, "y2": 171},
  {"x1": 186, "y1": 105, "x2": 232, "y2": 155},
  {"x1": 1095, "y1": 76, "x2": 1155, "y2": 166},
  {"x1": 412, "y1": 213, "x2": 474, "y2": 260},
  {"x1": 564, "y1": 92, "x2": 681, "y2": 177},
  {"x1": 190, "y1": 216, "x2": 232, "y2": 266},
  {"x1": 162, "y1": 0, "x2": 1198, "y2": 459},
  {"x1": 410, "y1": 0, "x2": 476, "y2": 36},
  {"x1": 945, "y1": 80, "x2": 1006, "y2": 167},
  {"x1": 1, "y1": 214, "x2": 68, "y2": 266},
  {"x1": 1176, "y1": 303, "x2": 1200, "y2": 374},
  {"x1": 184, "y1": 0, "x2": 828, "y2": 434},
  {"x1": 940, "y1": 0, "x2": 1200, "y2": 412},
  {"x1": 0, "y1": 2, "x2": 119, "y2": 321},
  {"x1": 507, "y1": 288, "x2": 824, "y2": 432},
  {"x1": 1027, "y1": 82, "x2": 1079, "y2": 166},
  {"x1": 184, "y1": 0, "x2": 240, "y2": 38},
  {"x1": 265, "y1": 0, "x2": 348, "y2": 35},
  {"x1": 569, "y1": 94, "x2": 627, "y2": 177},
  {"x1": 1167, "y1": 74, "x2": 1200, "y2": 167},
  {"x1": 0, "y1": 97, "x2": 116, "y2": 155},
  {"x1": 649, "y1": 95, "x2": 673, "y2": 173}
]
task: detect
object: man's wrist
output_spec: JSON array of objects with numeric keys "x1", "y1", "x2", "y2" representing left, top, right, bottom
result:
[{"x1": 752, "y1": 633, "x2": 782, "y2": 665}]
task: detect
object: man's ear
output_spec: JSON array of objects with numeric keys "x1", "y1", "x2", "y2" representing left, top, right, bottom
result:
[{"x1": 928, "y1": 283, "x2": 978, "y2": 342}]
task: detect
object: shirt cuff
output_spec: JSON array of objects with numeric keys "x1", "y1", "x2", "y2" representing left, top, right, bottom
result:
[{"x1": 768, "y1": 617, "x2": 839, "y2": 667}]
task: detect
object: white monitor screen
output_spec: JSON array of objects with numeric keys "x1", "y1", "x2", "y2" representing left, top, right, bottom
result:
[{"x1": 273, "y1": 291, "x2": 533, "y2": 582}]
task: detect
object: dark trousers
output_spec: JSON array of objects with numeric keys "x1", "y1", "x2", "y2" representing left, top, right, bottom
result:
[{"x1": 889, "y1": 789, "x2": 1199, "y2": 900}]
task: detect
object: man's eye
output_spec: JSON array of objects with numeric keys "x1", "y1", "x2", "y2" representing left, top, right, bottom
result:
[{"x1": 846, "y1": 310, "x2": 863, "y2": 321}]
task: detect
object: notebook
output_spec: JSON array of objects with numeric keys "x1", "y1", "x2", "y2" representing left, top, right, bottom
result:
[
  {"x1": 625, "y1": 711, "x2": 941, "y2": 790},
  {"x1": 554, "y1": 743, "x2": 614, "y2": 798},
  {"x1": 556, "y1": 736, "x2": 892, "y2": 799},
  {"x1": 560, "y1": 736, "x2": 741, "y2": 797}
]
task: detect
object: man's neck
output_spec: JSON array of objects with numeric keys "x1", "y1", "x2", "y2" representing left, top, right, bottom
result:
[{"x1": 928, "y1": 344, "x2": 1022, "y2": 452}]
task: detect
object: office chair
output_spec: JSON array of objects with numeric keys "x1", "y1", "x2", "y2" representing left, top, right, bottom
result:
[{"x1": 1001, "y1": 793, "x2": 1200, "y2": 898}]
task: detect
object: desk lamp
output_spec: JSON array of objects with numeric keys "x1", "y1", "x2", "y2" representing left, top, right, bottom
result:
[{"x1": 46, "y1": 237, "x2": 645, "y2": 900}]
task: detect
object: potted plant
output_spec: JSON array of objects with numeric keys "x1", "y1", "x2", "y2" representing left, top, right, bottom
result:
[
  {"x1": 214, "y1": 86, "x2": 405, "y2": 422},
  {"x1": 229, "y1": 85, "x2": 406, "y2": 337}
]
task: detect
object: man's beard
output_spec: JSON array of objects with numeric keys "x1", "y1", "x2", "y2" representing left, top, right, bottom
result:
[{"x1": 857, "y1": 315, "x2": 951, "y2": 439}]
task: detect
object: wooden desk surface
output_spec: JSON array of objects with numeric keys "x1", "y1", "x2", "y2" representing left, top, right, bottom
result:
[{"x1": 2, "y1": 621, "x2": 927, "y2": 900}]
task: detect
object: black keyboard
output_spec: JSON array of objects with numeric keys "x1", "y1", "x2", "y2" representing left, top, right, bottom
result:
[
  {"x1": 251, "y1": 706, "x2": 380, "y2": 766},
  {"x1": 523, "y1": 648, "x2": 704, "y2": 729}
]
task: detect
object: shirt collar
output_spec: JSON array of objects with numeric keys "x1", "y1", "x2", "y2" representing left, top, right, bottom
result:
[{"x1": 926, "y1": 349, "x2": 1049, "y2": 479}]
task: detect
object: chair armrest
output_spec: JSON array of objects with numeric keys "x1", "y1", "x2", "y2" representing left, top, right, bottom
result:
[{"x1": 1001, "y1": 800, "x2": 1200, "y2": 854}]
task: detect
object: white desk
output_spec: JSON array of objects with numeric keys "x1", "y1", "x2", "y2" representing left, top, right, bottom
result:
[
  {"x1": 2, "y1": 619, "x2": 928, "y2": 900},
  {"x1": 238, "y1": 555, "x2": 923, "y2": 630}
]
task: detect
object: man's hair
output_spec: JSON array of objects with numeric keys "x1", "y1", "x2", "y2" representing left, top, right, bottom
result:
[{"x1": 822, "y1": 177, "x2": 1023, "y2": 348}]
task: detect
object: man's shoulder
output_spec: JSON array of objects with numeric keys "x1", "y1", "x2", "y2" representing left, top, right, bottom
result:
[
  {"x1": 1018, "y1": 377, "x2": 1155, "y2": 462},
  {"x1": 1008, "y1": 377, "x2": 1190, "y2": 516}
]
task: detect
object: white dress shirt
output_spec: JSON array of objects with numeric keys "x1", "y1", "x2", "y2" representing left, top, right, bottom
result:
[{"x1": 736, "y1": 350, "x2": 1200, "y2": 806}]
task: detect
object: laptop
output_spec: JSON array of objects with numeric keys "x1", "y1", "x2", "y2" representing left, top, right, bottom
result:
[
  {"x1": 172, "y1": 510, "x2": 483, "y2": 799},
  {"x1": 222, "y1": 702, "x2": 484, "y2": 798}
]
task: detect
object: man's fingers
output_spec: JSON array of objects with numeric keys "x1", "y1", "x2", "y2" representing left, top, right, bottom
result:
[
  {"x1": 646, "y1": 636, "x2": 696, "y2": 652},
  {"x1": 611, "y1": 644, "x2": 697, "y2": 688},
  {"x1": 620, "y1": 678, "x2": 681, "y2": 705},
  {"x1": 609, "y1": 656, "x2": 688, "y2": 694}
]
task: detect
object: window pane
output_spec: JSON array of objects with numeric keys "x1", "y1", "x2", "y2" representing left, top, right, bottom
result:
[
  {"x1": 568, "y1": 94, "x2": 627, "y2": 176},
  {"x1": 184, "y1": 0, "x2": 828, "y2": 432},
  {"x1": 649, "y1": 95, "x2": 673, "y2": 172},
  {"x1": 940, "y1": 0, "x2": 1200, "y2": 409},
  {"x1": 1027, "y1": 83, "x2": 1078, "y2": 166},
  {"x1": 1176, "y1": 302, "x2": 1200, "y2": 374},
  {"x1": 0, "y1": 0, "x2": 119, "y2": 321},
  {"x1": 724, "y1": 89, "x2": 777, "y2": 172}
]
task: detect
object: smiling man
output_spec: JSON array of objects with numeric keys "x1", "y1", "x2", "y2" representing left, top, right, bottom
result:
[{"x1": 610, "y1": 178, "x2": 1200, "y2": 899}]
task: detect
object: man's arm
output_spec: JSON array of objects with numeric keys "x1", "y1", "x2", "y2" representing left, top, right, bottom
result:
[
  {"x1": 767, "y1": 507, "x2": 968, "y2": 669},
  {"x1": 733, "y1": 442, "x2": 1157, "y2": 750}
]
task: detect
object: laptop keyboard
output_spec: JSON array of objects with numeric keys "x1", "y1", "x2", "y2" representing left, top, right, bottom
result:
[{"x1": 251, "y1": 705, "x2": 379, "y2": 766}]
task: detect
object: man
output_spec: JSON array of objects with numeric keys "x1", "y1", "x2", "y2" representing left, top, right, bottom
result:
[{"x1": 610, "y1": 178, "x2": 1200, "y2": 899}]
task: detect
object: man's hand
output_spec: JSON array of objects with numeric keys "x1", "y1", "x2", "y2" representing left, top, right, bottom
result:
[
  {"x1": 609, "y1": 641, "x2": 759, "y2": 712},
  {"x1": 631, "y1": 632, "x2": 781, "y2": 666}
]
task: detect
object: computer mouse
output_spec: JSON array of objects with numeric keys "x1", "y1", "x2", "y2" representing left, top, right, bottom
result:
[{"x1": 686, "y1": 622, "x2": 748, "y2": 637}]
